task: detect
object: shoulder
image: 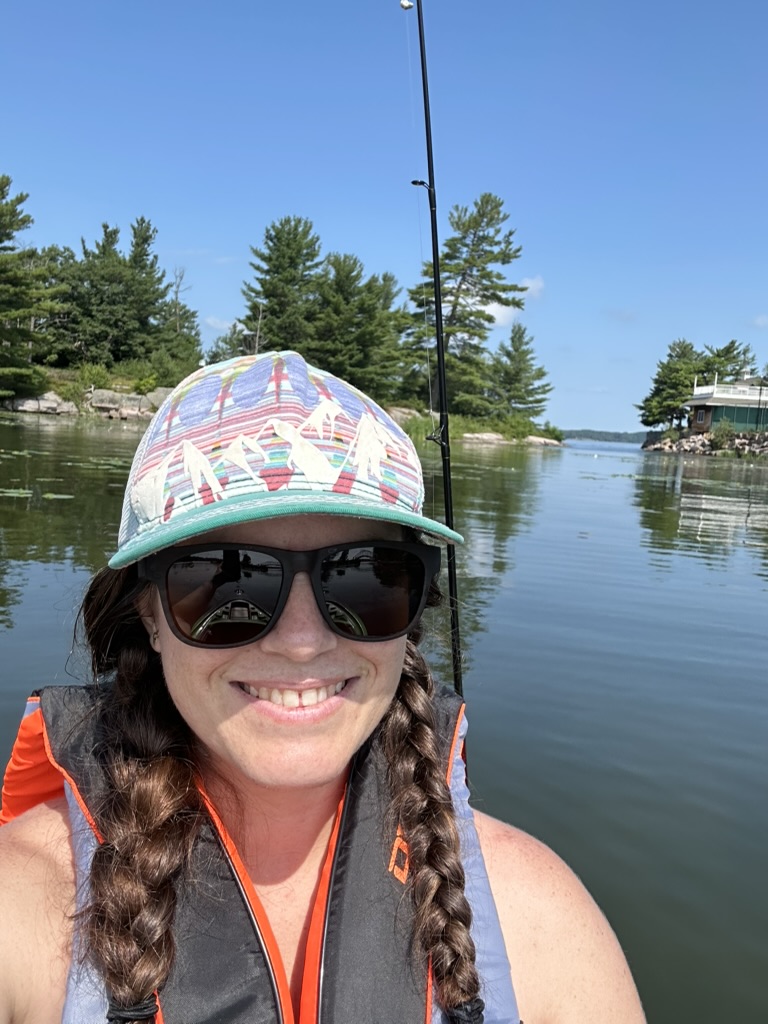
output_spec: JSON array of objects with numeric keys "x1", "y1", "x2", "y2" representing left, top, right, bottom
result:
[
  {"x1": 473, "y1": 811, "x2": 646, "y2": 1024},
  {"x1": 0, "y1": 799, "x2": 74, "y2": 1024}
]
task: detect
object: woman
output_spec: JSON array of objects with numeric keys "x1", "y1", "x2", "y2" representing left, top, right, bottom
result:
[{"x1": 0, "y1": 351, "x2": 645, "y2": 1024}]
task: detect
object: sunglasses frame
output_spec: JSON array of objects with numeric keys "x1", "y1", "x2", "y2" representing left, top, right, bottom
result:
[{"x1": 138, "y1": 539, "x2": 441, "y2": 648}]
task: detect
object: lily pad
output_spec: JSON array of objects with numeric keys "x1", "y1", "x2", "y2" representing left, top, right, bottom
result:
[
  {"x1": 41, "y1": 493, "x2": 75, "y2": 500},
  {"x1": 0, "y1": 488, "x2": 33, "y2": 497}
]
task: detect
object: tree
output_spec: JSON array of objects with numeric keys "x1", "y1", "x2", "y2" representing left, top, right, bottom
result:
[
  {"x1": 0, "y1": 176, "x2": 58, "y2": 365},
  {"x1": 241, "y1": 216, "x2": 322, "y2": 354},
  {"x1": 637, "y1": 339, "x2": 700, "y2": 429},
  {"x1": 402, "y1": 193, "x2": 526, "y2": 411},
  {"x1": 123, "y1": 216, "x2": 171, "y2": 363},
  {"x1": 153, "y1": 267, "x2": 203, "y2": 381},
  {"x1": 309, "y1": 254, "x2": 405, "y2": 401},
  {"x1": 490, "y1": 322, "x2": 553, "y2": 420},
  {"x1": 699, "y1": 340, "x2": 757, "y2": 383}
]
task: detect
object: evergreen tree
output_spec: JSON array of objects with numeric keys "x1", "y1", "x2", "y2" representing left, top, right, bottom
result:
[
  {"x1": 124, "y1": 216, "x2": 170, "y2": 363},
  {"x1": 72, "y1": 224, "x2": 136, "y2": 366},
  {"x1": 241, "y1": 216, "x2": 322, "y2": 354},
  {"x1": 490, "y1": 322, "x2": 552, "y2": 419},
  {"x1": 699, "y1": 340, "x2": 757, "y2": 383},
  {"x1": 310, "y1": 254, "x2": 405, "y2": 401},
  {"x1": 403, "y1": 193, "x2": 526, "y2": 412},
  {"x1": 153, "y1": 268, "x2": 203, "y2": 381},
  {"x1": 0, "y1": 176, "x2": 58, "y2": 364},
  {"x1": 208, "y1": 323, "x2": 252, "y2": 362},
  {"x1": 637, "y1": 339, "x2": 700, "y2": 429}
]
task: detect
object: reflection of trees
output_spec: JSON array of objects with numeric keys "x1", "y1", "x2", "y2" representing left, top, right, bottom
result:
[
  {"x1": 418, "y1": 440, "x2": 548, "y2": 681},
  {"x1": 633, "y1": 454, "x2": 768, "y2": 573},
  {"x1": 0, "y1": 418, "x2": 141, "y2": 624}
]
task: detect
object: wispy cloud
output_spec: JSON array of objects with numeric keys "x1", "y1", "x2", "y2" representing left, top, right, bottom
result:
[
  {"x1": 214, "y1": 256, "x2": 237, "y2": 265},
  {"x1": 520, "y1": 275, "x2": 544, "y2": 300},
  {"x1": 204, "y1": 316, "x2": 233, "y2": 332},
  {"x1": 753, "y1": 314, "x2": 768, "y2": 328}
]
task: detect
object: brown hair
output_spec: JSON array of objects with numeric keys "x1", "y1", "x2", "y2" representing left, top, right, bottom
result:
[{"x1": 79, "y1": 562, "x2": 480, "y2": 1020}]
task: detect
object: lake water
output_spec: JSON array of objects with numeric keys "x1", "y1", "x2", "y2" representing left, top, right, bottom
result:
[{"x1": 1, "y1": 415, "x2": 766, "y2": 1023}]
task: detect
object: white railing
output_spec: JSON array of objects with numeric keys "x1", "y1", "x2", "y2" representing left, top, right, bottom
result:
[{"x1": 691, "y1": 383, "x2": 762, "y2": 398}]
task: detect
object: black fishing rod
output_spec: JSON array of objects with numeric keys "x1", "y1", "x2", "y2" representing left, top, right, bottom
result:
[{"x1": 399, "y1": 0, "x2": 463, "y2": 697}]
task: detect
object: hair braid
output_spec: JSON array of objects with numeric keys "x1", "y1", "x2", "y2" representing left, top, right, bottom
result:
[
  {"x1": 381, "y1": 632, "x2": 481, "y2": 1015},
  {"x1": 80, "y1": 567, "x2": 206, "y2": 1021}
]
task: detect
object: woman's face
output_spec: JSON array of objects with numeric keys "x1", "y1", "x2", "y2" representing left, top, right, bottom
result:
[{"x1": 143, "y1": 515, "x2": 409, "y2": 798}]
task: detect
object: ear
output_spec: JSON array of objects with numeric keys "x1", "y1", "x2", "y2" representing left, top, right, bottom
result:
[{"x1": 136, "y1": 590, "x2": 162, "y2": 653}]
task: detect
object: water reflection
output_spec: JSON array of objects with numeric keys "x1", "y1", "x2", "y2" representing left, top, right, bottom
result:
[
  {"x1": 633, "y1": 453, "x2": 768, "y2": 577},
  {"x1": 419, "y1": 440, "x2": 547, "y2": 679},
  {"x1": 0, "y1": 416, "x2": 142, "y2": 625}
]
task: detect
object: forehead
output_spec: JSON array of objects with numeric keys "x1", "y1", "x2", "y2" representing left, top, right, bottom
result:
[{"x1": 190, "y1": 514, "x2": 405, "y2": 550}]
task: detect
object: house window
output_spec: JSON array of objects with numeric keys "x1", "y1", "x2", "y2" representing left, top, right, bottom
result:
[{"x1": 696, "y1": 410, "x2": 705, "y2": 424}]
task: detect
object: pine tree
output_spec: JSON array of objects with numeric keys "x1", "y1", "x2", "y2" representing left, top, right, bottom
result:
[
  {"x1": 403, "y1": 193, "x2": 526, "y2": 412},
  {"x1": 241, "y1": 216, "x2": 322, "y2": 354},
  {"x1": 637, "y1": 339, "x2": 701, "y2": 429},
  {"x1": 0, "y1": 176, "x2": 58, "y2": 365},
  {"x1": 490, "y1": 322, "x2": 553, "y2": 420},
  {"x1": 123, "y1": 216, "x2": 171, "y2": 362},
  {"x1": 309, "y1": 254, "x2": 405, "y2": 400},
  {"x1": 153, "y1": 267, "x2": 203, "y2": 382}
]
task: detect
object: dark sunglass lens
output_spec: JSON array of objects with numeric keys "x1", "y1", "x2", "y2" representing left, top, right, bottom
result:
[
  {"x1": 166, "y1": 549, "x2": 283, "y2": 645},
  {"x1": 320, "y1": 546, "x2": 426, "y2": 638}
]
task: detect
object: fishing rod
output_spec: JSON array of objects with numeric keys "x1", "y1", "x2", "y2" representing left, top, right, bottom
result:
[{"x1": 399, "y1": 0, "x2": 463, "y2": 698}]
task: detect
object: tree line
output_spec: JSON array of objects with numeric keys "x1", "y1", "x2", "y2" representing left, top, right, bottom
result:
[
  {"x1": 637, "y1": 338, "x2": 766, "y2": 431},
  {"x1": 0, "y1": 173, "x2": 554, "y2": 433}
]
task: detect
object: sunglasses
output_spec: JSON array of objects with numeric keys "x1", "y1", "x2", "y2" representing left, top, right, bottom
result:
[{"x1": 138, "y1": 540, "x2": 441, "y2": 648}]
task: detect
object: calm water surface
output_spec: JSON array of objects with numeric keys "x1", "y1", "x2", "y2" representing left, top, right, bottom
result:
[{"x1": 1, "y1": 417, "x2": 766, "y2": 1023}]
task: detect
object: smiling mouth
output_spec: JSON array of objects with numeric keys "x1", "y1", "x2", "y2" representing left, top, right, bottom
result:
[{"x1": 237, "y1": 680, "x2": 348, "y2": 707}]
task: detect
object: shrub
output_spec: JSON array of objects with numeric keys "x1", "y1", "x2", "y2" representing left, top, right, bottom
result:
[
  {"x1": 710, "y1": 419, "x2": 735, "y2": 451},
  {"x1": 0, "y1": 366, "x2": 49, "y2": 398},
  {"x1": 133, "y1": 374, "x2": 158, "y2": 396},
  {"x1": 78, "y1": 363, "x2": 112, "y2": 391},
  {"x1": 53, "y1": 381, "x2": 85, "y2": 408}
]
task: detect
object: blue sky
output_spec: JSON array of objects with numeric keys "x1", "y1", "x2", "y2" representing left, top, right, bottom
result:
[{"x1": 4, "y1": 0, "x2": 767, "y2": 430}]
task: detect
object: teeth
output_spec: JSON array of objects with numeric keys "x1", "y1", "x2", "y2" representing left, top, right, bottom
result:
[{"x1": 240, "y1": 680, "x2": 347, "y2": 707}]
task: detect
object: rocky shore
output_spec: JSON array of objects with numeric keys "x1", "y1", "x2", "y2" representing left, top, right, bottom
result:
[
  {"x1": 0, "y1": 387, "x2": 172, "y2": 420},
  {"x1": 643, "y1": 431, "x2": 768, "y2": 457},
  {"x1": 1, "y1": 394, "x2": 564, "y2": 447}
]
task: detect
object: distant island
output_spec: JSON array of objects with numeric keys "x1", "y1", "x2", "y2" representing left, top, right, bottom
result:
[{"x1": 562, "y1": 430, "x2": 647, "y2": 443}]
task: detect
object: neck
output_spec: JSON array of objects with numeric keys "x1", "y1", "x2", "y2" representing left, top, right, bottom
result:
[{"x1": 201, "y1": 762, "x2": 348, "y2": 887}]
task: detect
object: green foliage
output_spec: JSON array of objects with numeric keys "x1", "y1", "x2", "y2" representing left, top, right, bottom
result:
[
  {"x1": 638, "y1": 338, "x2": 760, "y2": 429},
  {"x1": 699, "y1": 340, "x2": 756, "y2": 383},
  {"x1": 78, "y1": 363, "x2": 112, "y2": 390},
  {"x1": 133, "y1": 374, "x2": 158, "y2": 396},
  {"x1": 401, "y1": 411, "x2": 541, "y2": 443},
  {"x1": 0, "y1": 177, "x2": 64, "y2": 363},
  {"x1": 242, "y1": 216, "x2": 323, "y2": 353},
  {"x1": 637, "y1": 339, "x2": 699, "y2": 429},
  {"x1": 539, "y1": 420, "x2": 565, "y2": 442},
  {"x1": 208, "y1": 323, "x2": 251, "y2": 362},
  {"x1": 489, "y1": 323, "x2": 553, "y2": 419},
  {"x1": 0, "y1": 365, "x2": 49, "y2": 397},
  {"x1": 710, "y1": 418, "x2": 735, "y2": 450},
  {"x1": 52, "y1": 380, "x2": 85, "y2": 408},
  {"x1": 403, "y1": 193, "x2": 526, "y2": 408}
]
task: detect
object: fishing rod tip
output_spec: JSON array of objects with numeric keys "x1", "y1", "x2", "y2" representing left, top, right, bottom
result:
[{"x1": 400, "y1": 0, "x2": 414, "y2": 9}]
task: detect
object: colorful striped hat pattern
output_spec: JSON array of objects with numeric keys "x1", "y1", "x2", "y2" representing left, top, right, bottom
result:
[{"x1": 110, "y1": 351, "x2": 462, "y2": 568}]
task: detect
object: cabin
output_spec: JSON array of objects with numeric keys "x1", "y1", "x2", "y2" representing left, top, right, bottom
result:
[{"x1": 685, "y1": 376, "x2": 768, "y2": 433}]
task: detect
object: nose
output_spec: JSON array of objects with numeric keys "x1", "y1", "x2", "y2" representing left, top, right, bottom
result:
[{"x1": 258, "y1": 572, "x2": 338, "y2": 661}]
